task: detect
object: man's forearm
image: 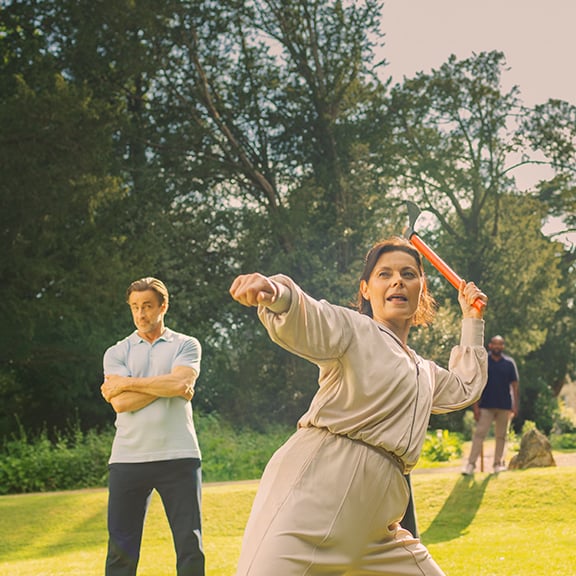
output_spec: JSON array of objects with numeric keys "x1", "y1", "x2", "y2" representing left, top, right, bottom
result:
[
  {"x1": 110, "y1": 391, "x2": 158, "y2": 413},
  {"x1": 102, "y1": 366, "x2": 196, "y2": 402},
  {"x1": 121, "y1": 369, "x2": 195, "y2": 398}
]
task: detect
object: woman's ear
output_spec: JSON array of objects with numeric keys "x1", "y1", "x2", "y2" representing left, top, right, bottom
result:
[{"x1": 359, "y1": 279, "x2": 369, "y2": 301}]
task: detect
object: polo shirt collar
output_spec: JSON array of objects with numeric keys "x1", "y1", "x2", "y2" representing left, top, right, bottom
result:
[{"x1": 128, "y1": 327, "x2": 174, "y2": 344}]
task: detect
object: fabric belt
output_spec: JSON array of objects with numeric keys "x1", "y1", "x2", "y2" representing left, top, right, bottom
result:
[
  {"x1": 340, "y1": 430, "x2": 407, "y2": 474},
  {"x1": 374, "y1": 444, "x2": 407, "y2": 474}
]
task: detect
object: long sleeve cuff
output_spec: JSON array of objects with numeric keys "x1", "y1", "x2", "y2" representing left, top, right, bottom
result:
[
  {"x1": 264, "y1": 279, "x2": 292, "y2": 314},
  {"x1": 460, "y1": 318, "x2": 485, "y2": 347}
]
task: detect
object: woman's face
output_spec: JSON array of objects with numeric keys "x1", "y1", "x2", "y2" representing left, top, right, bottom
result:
[{"x1": 360, "y1": 250, "x2": 423, "y2": 328}]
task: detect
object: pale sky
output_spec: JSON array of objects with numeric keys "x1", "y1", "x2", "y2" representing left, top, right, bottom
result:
[
  {"x1": 380, "y1": 0, "x2": 575, "y2": 107},
  {"x1": 378, "y1": 0, "x2": 575, "y2": 241}
]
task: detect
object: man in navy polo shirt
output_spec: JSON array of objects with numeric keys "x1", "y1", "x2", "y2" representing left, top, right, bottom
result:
[
  {"x1": 101, "y1": 277, "x2": 204, "y2": 575},
  {"x1": 463, "y1": 335, "x2": 519, "y2": 475}
]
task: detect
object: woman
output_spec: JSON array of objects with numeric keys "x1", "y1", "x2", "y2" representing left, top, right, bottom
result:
[{"x1": 229, "y1": 237, "x2": 488, "y2": 576}]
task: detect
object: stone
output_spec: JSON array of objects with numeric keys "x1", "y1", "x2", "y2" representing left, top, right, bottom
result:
[{"x1": 508, "y1": 428, "x2": 556, "y2": 470}]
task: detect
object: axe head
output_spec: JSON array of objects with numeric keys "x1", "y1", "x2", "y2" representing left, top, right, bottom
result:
[{"x1": 404, "y1": 200, "x2": 422, "y2": 238}]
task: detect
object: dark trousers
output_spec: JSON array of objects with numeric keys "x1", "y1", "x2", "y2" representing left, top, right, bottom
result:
[
  {"x1": 105, "y1": 458, "x2": 204, "y2": 576},
  {"x1": 400, "y1": 474, "x2": 419, "y2": 538}
]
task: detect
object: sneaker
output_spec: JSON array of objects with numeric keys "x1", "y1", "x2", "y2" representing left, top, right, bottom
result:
[
  {"x1": 462, "y1": 463, "x2": 475, "y2": 476},
  {"x1": 493, "y1": 464, "x2": 506, "y2": 474}
]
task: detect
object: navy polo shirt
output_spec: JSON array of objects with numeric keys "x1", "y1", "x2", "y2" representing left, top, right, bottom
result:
[{"x1": 479, "y1": 354, "x2": 519, "y2": 410}]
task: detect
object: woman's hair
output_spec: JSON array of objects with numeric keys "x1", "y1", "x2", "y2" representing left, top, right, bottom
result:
[
  {"x1": 126, "y1": 277, "x2": 169, "y2": 306},
  {"x1": 356, "y1": 237, "x2": 436, "y2": 326}
]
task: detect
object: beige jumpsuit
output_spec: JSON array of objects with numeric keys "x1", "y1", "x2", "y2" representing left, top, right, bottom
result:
[{"x1": 236, "y1": 275, "x2": 487, "y2": 576}]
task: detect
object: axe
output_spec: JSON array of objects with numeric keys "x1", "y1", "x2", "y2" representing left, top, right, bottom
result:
[{"x1": 404, "y1": 201, "x2": 485, "y2": 312}]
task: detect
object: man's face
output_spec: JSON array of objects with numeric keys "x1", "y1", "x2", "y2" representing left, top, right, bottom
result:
[
  {"x1": 489, "y1": 337, "x2": 505, "y2": 356},
  {"x1": 128, "y1": 290, "x2": 167, "y2": 336}
]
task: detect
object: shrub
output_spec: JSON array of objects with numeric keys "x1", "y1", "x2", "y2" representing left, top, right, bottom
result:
[
  {"x1": 195, "y1": 412, "x2": 292, "y2": 482},
  {"x1": 0, "y1": 424, "x2": 113, "y2": 495},
  {"x1": 461, "y1": 410, "x2": 476, "y2": 441},
  {"x1": 521, "y1": 420, "x2": 537, "y2": 435},
  {"x1": 0, "y1": 412, "x2": 293, "y2": 494},
  {"x1": 530, "y1": 383, "x2": 558, "y2": 435},
  {"x1": 552, "y1": 399, "x2": 576, "y2": 434},
  {"x1": 550, "y1": 433, "x2": 576, "y2": 450},
  {"x1": 420, "y1": 429, "x2": 463, "y2": 462}
]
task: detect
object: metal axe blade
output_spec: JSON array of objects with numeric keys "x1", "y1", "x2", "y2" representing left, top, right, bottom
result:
[{"x1": 405, "y1": 200, "x2": 421, "y2": 238}]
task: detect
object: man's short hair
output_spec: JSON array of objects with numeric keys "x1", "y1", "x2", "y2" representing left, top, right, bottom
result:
[{"x1": 126, "y1": 277, "x2": 169, "y2": 306}]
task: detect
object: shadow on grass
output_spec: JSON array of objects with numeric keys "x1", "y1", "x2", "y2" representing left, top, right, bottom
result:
[
  {"x1": 0, "y1": 491, "x2": 107, "y2": 561},
  {"x1": 420, "y1": 474, "x2": 492, "y2": 544}
]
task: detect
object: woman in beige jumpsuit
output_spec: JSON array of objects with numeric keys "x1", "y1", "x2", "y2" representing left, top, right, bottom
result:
[{"x1": 229, "y1": 237, "x2": 488, "y2": 576}]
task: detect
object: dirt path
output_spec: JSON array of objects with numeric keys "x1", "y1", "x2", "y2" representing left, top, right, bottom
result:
[{"x1": 412, "y1": 438, "x2": 576, "y2": 475}]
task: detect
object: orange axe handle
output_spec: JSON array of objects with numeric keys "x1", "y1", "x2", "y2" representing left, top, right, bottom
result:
[{"x1": 408, "y1": 232, "x2": 485, "y2": 312}]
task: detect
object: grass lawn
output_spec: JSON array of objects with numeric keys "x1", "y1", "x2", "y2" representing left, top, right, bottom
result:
[{"x1": 1, "y1": 467, "x2": 575, "y2": 575}]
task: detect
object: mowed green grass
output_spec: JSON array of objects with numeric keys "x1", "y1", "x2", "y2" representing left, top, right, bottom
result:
[{"x1": 1, "y1": 468, "x2": 575, "y2": 575}]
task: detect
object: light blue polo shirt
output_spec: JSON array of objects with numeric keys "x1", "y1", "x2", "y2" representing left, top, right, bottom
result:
[{"x1": 103, "y1": 328, "x2": 202, "y2": 464}]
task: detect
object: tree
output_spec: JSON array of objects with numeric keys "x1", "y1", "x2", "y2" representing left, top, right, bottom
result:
[
  {"x1": 0, "y1": 64, "x2": 128, "y2": 434},
  {"x1": 523, "y1": 103, "x2": 576, "y2": 409},
  {"x1": 2, "y1": 4, "x2": 573, "y2": 437},
  {"x1": 136, "y1": 0, "x2": 396, "y2": 425},
  {"x1": 0, "y1": 0, "x2": 398, "y2": 432},
  {"x1": 0, "y1": 0, "x2": 171, "y2": 435},
  {"x1": 379, "y1": 51, "x2": 575, "y2": 429}
]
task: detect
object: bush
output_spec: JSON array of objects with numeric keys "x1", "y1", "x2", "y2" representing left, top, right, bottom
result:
[
  {"x1": 196, "y1": 412, "x2": 292, "y2": 482},
  {"x1": 0, "y1": 414, "x2": 474, "y2": 492},
  {"x1": 550, "y1": 433, "x2": 576, "y2": 451},
  {"x1": 552, "y1": 399, "x2": 576, "y2": 435},
  {"x1": 521, "y1": 420, "x2": 537, "y2": 435},
  {"x1": 0, "y1": 424, "x2": 113, "y2": 495},
  {"x1": 0, "y1": 412, "x2": 293, "y2": 494},
  {"x1": 461, "y1": 410, "x2": 476, "y2": 441},
  {"x1": 420, "y1": 429, "x2": 463, "y2": 462},
  {"x1": 535, "y1": 391, "x2": 559, "y2": 435}
]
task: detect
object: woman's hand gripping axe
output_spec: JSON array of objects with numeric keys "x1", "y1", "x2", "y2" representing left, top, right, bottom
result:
[{"x1": 404, "y1": 201, "x2": 485, "y2": 312}]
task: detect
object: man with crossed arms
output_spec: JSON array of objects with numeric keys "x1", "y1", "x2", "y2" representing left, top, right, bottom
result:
[{"x1": 101, "y1": 277, "x2": 204, "y2": 576}]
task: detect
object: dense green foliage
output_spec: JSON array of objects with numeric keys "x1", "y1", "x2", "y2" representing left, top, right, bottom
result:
[
  {"x1": 0, "y1": 413, "x2": 294, "y2": 494},
  {"x1": 550, "y1": 433, "x2": 576, "y2": 450},
  {"x1": 0, "y1": 408, "x2": 574, "y2": 498},
  {"x1": 420, "y1": 429, "x2": 463, "y2": 462},
  {"x1": 196, "y1": 414, "x2": 293, "y2": 482},
  {"x1": 0, "y1": 425, "x2": 112, "y2": 494},
  {"x1": 0, "y1": 414, "x2": 473, "y2": 494},
  {"x1": 0, "y1": 0, "x2": 575, "y2": 441}
]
